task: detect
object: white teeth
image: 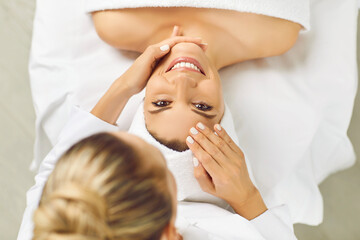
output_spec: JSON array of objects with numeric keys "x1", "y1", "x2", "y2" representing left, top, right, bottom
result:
[{"x1": 170, "y1": 61, "x2": 201, "y2": 73}]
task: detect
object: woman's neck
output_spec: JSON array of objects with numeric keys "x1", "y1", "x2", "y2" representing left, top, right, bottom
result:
[{"x1": 181, "y1": 26, "x2": 249, "y2": 71}]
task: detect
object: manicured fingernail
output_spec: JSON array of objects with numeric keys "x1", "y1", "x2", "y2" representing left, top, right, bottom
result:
[
  {"x1": 190, "y1": 127, "x2": 199, "y2": 135},
  {"x1": 160, "y1": 44, "x2": 169, "y2": 51},
  {"x1": 200, "y1": 43, "x2": 208, "y2": 46},
  {"x1": 197, "y1": 122, "x2": 205, "y2": 130},
  {"x1": 187, "y1": 136, "x2": 194, "y2": 144},
  {"x1": 214, "y1": 131, "x2": 218, "y2": 136},
  {"x1": 215, "y1": 124, "x2": 222, "y2": 131},
  {"x1": 193, "y1": 157, "x2": 199, "y2": 167}
]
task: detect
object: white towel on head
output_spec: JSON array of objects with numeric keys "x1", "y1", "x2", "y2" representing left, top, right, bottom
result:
[
  {"x1": 84, "y1": 0, "x2": 310, "y2": 31},
  {"x1": 128, "y1": 101, "x2": 255, "y2": 209}
]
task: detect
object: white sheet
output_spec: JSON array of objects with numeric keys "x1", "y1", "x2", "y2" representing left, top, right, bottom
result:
[{"x1": 28, "y1": 0, "x2": 358, "y2": 225}]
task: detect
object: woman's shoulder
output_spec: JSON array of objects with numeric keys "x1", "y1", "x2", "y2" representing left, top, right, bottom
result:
[{"x1": 91, "y1": 8, "x2": 301, "y2": 65}]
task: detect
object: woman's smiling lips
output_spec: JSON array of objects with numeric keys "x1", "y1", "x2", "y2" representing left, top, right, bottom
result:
[{"x1": 166, "y1": 57, "x2": 206, "y2": 75}]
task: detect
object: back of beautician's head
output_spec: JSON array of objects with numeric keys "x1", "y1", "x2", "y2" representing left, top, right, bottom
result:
[{"x1": 32, "y1": 133, "x2": 173, "y2": 240}]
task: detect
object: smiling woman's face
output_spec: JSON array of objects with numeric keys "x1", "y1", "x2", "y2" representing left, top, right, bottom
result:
[{"x1": 144, "y1": 42, "x2": 225, "y2": 151}]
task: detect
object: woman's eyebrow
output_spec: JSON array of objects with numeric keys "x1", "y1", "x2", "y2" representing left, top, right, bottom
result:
[
  {"x1": 148, "y1": 107, "x2": 217, "y2": 119},
  {"x1": 191, "y1": 109, "x2": 217, "y2": 119},
  {"x1": 148, "y1": 107, "x2": 172, "y2": 114}
]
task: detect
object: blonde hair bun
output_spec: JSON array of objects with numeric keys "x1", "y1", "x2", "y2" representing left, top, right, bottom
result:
[{"x1": 34, "y1": 182, "x2": 112, "y2": 240}]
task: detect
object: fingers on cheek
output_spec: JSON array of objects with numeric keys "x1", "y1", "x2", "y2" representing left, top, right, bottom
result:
[
  {"x1": 187, "y1": 135, "x2": 208, "y2": 155},
  {"x1": 213, "y1": 138, "x2": 226, "y2": 151},
  {"x1": 193, "y1": 133, "x2": 220, "y2": 159},
  {"x1": 221, "y1": 130, "x2": 234, "y2": 148},
  {"x1": 197, "y1": 122, "x2": 211, "y2": 135},
  {"x1": 187, "y1": 137, "x2": 207, "y2": 162},
  {"x1": 215, "y1": 125, "x2": 226, "y2": 139},
  {"x1": 186, "y1": 136, "x2": 197, "y2": 149},
  {"x1": 215, "y1": 126, "x2": 236, "y2": 148},
  {"x1": 191, "y1": 129, "x2": 208, "y2": 146},
  {"x1": 195, "y1": 124, "x2": 220, "y2": 149},
  {"x1": 187, "y1": 136, "x2": 212, "y2": 169}
]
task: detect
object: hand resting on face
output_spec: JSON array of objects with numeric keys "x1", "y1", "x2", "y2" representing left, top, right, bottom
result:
[{"x1": 186, "y1": 122, "x2": 268, "y2": 220}]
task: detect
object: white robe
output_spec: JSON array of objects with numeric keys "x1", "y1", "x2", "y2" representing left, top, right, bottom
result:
[{"x1": 17, "y1": 106, "x2": 297, "y2": 240}]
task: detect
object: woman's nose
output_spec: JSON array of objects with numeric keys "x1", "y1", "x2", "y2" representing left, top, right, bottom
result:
[
  {"x1": 172, "y1": 75, "x2": 197, "y2": 88},
  {"x1": 174, "y1": 76, "x2": 197, "y2": 101}
]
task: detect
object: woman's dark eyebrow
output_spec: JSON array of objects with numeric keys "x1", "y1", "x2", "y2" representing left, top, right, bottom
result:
[
  {"x1": 191, "y1": 109, "x2": 217, "y2": 119},
  {"x1": 148, "y1": 107, "x2": 217, "y2": 119},
  {"x1": 148, "y1": 107, "x2": 172, "y2": 114}
]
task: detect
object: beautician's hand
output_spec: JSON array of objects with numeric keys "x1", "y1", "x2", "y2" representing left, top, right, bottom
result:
[
  {"x1": 91, "y1": 26, "x2": 207, "y2": 125},
  {"x1": 186, "y1": 123, "x2": 268, "y2": 220},
  {"x1": 120, "y1": 27, "x2": 207, "y2": 96}
]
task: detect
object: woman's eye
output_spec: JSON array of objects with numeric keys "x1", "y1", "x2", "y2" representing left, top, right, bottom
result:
[
  {"x1": 152, "y1": 100, "x2": 171, "y2": 107},
  {"x1": 194, "y1": 103, "x2": 213, "y2": 111}
]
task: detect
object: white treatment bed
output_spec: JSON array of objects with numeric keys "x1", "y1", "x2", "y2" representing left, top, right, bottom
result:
[{"x1": 28, "y1": 0, "x2": 358, "y2": 225}]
